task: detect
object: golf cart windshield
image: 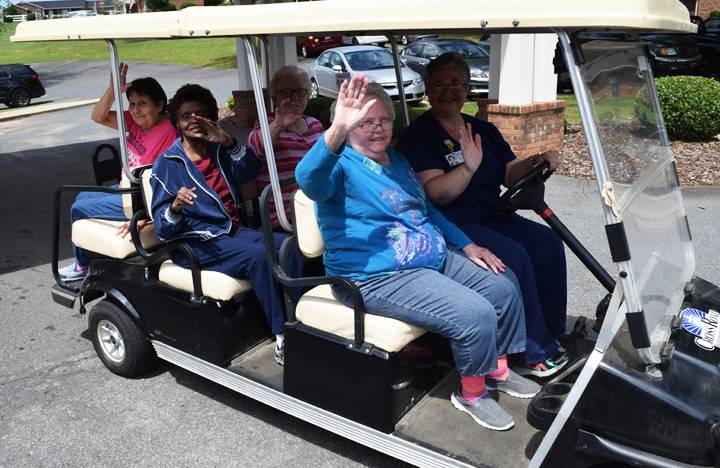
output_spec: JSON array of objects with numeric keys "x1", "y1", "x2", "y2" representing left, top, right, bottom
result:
[{"x1": 578, "y1": 39, "x2": 695, "y2": 362}]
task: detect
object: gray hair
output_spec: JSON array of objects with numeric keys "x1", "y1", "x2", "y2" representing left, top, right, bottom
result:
[
  {"x1": 424, "y1": 52, "x2": 470, "y2": 86},
  {"x1": 329, "y1": 81, "x2": 395, "y2": 122},
  {"x1": 269, "y1": 65, "x2": 312, "y2": 95}
]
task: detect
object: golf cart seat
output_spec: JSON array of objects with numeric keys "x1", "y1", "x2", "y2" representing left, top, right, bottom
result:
[
  {"x1": 138, "y1": 169, "x2": 253, "y2": 301},
  {"x1": 71, "y1": 168, "x2": 163, "y2": 260},
  {"x1": 292, "y1": 190, "x2": 426, "y2": 353},
  {"x1": 71, "y1": 218, "x2": 160, "y2": 259}
]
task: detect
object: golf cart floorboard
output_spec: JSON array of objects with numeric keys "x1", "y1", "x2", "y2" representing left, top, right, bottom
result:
[
  {"x1": 393, "y1": 369, "x2": 541, "y2": 467},
  {"x1": 228, "y1": 340, "x2": 284, "y2": 391}
]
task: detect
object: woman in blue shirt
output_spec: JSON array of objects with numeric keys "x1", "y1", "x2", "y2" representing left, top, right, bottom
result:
[
  {"x1": 397, "y1": 53, "x2": 569, "y2": 378},
  {"x1": 296, "y1": 75, "x2": 539, "y2": 431}
]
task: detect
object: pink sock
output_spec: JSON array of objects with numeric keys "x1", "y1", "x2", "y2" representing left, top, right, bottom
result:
[
  {"x1": 488, "y1": 354, "x2": 510, "y2": 380},
  {"x1": 76, "y1": 264, "x2": 88, "y2": 271},
  {"x1": 460, "y1": 375, "x2": 487, "y2": 402}
]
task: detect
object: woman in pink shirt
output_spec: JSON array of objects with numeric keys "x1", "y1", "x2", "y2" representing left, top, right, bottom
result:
[
  {"x1": 59, "y1": 63, "x2": 179, "y2": 281},
  {"x1": 246, "y1": 65, "x2": 324, "y2": 229}
]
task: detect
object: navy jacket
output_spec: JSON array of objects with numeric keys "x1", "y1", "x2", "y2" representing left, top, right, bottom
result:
[{"x1": 150, "y1": 137, "x2": 259, "y2": 242}]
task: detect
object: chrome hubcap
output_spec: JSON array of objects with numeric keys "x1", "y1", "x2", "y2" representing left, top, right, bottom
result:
[{"x1": 97, "y1": 319, "x2": 125, "y2": 363}]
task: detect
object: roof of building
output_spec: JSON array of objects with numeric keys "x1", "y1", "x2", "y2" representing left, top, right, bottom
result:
[
  {"x1": 12, "y1": 0, "x2": 697, "y2": 42},
  {"x1": 17, "y1": 0, "x2": 99, "y2": 9}
]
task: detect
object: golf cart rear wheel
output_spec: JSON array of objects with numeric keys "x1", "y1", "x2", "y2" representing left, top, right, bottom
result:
[
  {"x1": 89, "y1": 299, "x2": 157, "y2": 377},
  {"x1": 7, "y1": 88, "x2": 31, "y2": 108}
]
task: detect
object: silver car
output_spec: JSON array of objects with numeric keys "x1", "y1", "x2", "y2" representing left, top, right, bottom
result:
[{"x1": 310, "y1": 46, "x2": 425, "y2": 103}]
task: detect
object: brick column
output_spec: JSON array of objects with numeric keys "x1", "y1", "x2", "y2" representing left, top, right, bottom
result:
[
  {"x1": 478, "y1": 100, "x2": 566, "y2": 159},
  {"x1": 232, "y1": 89, "x2": 270, "y2": 128}
]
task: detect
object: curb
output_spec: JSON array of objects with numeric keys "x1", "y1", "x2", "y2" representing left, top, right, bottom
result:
[{"x1": 0, "y1": 98, "x2": 100, "y2": 122}]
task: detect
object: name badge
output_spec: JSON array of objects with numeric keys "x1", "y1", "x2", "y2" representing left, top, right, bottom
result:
[{"x1": 444, "y1": 150, "x2": 465, "y2": 167}]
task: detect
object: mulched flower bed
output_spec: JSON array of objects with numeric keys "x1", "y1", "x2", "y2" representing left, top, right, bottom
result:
[{"x1": 558, "y1": 124, "x2": 720, "y2": 186}]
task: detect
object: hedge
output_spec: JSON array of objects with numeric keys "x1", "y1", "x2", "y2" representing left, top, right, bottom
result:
[{"x1": 636, "y1": 75, "x2": 720, "y2": 141}]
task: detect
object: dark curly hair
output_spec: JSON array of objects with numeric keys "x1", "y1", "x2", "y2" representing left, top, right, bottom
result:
[
  {"x1": 126, "y1": 77, "x2": 168, "y2": 114},
  {"x1": 167, "y1": 83, "x2": 219, "y2": 129}
]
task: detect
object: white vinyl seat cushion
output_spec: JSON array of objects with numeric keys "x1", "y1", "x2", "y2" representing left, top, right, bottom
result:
[
  {"x1": 72, "y1": 219, "x2": 161, "y2": 259},
  {"x1": 295, "y1": 284, "x2": 426, "y2": 353},
  {"x1": 158, "y1": 260, "x2": 252, "y2": 301},
  {"x1": 293, "y1": 190, "x2": 324, "y2": 259}
]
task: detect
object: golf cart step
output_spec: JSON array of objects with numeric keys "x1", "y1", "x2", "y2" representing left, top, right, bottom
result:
[{"x1": 51, "y1": 284, "x2": 79, "y2": 309}]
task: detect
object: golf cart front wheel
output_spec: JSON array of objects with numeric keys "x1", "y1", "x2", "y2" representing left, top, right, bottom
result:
[{"x1": 89, "y1": 299, "x2": 157, "y2": 377}]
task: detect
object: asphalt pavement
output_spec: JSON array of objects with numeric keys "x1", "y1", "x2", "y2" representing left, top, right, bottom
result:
[{"x1": 1, "y1": 61, "x2": 719, "y2": 467}]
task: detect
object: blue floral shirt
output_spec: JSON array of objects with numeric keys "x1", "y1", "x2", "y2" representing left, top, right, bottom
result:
[{"x1": 295, "y1": 136, "x2": 472, "y2": 281}]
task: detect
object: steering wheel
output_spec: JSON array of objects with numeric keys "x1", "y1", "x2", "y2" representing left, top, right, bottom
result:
[{"x1": 494, "y1": 160, "x2": 554, "y2": 216}]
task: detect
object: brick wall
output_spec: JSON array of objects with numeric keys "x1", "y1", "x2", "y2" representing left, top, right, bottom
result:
[
  {"x1": 699, "y1": 0, "x2": 720, "y2": 17},
  {"x1": 476, "y1": 100, "x2": 566, "y2": 159}
]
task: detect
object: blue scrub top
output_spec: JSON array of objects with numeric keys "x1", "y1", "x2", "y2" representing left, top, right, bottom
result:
[{"x1": 396, "y1": 111, "x2": 516, "y2": 223}]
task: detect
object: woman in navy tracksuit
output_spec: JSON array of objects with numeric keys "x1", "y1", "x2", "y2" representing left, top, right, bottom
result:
[{"x1": 150, "y1": 84, "x2": 298, "y2": 364}]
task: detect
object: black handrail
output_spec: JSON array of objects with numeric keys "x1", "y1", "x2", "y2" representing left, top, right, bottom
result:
[
  {"x1": 128, "y1": 209, "x2": 206, "y2": 302},
  {"x1": 259, "y1": 185, "x2": 369, "y2": 350},
  {"x1": 52, "y1": 184, "x2": 138, "y2": 294}
]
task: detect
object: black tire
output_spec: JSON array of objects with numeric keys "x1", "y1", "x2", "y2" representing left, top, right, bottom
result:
[
  {"x1": 89, "y1": 299, "x2": 157, "y2": 377},
  {"x1": 352, "y1": 37, "x2": 359, "y2": 45},
  {"x1": 401, "y1": 35, "x2": 409, "y2": 46},
  {"x1": 7, "y1": 88, "x2": 31, "y2": 108},
  {"x1": 310, "y1": 78, "x2": 319, "y2": 98},
  {"x1": 301, "y1": 44, "x2": 309, "y2": 58}
]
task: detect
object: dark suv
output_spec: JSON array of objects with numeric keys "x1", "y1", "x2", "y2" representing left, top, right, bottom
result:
[{"x1": 0, "y1": 64, "x2": 46, "y2": 108}]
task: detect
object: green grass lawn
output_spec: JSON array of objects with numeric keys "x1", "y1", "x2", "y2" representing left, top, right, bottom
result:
[{"x1": 0, "y1": 23, "x2": 238, "y2": 68}]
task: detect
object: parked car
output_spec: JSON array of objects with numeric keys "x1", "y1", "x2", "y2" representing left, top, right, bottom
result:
[
  {"x1": 296, "y1": 35, "x2": 344, "y2": 58},
  {"x1": 399, "y1": 38, "x2": 490, "y2": 96},
  {"x1": 395, "y1": 34, "x2": 436, "y2": 45},
  {"x1": 0, "y1": 64, "x2": 45, "y2": 108},
  {"x1": 477, "y1": 39, "x2": 491, "y2": 56},
  {"x1": 555, "y1": 33, "x2": 703, "y2": 92},
  {"x1": 309, "y1": 45, "x2": 425, "y2": 103},
  {"x1": 343, "y1": 35, "x2": 388, "y2": 46},
  {"x1": 704, "y1": 16, "x2": 720, "y2": 36}
]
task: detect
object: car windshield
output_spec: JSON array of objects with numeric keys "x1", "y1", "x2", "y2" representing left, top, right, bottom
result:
[
  {"x1": 578, "y1": 40, "x2": 695, "y2": 363},
  {"x1": 706, "y1": 18, "x2": 720, "y2": 32},
  {"x1": 437, "y1": 40, "x2": 488, "y2": 59},
  {"x1": 345, "y1": 49, "x2": 397, "y2": 70}
]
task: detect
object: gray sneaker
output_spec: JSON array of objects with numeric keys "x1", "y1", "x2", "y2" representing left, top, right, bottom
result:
[
  {"x1": 58, "y1": 263, "x2": 87, "y2": 282},
  {"x1": 486, "y1": 370, "x2": 541, "y2": 398},
  {"x1": 274, "y1": 341, "x2": 284, "y2": 366},
  {"x1": 450, "y1": 390, "x2": 515, "y2": 431}
]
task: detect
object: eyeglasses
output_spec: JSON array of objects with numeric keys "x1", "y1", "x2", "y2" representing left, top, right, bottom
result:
[
  {"x1": 359, "y1": 117, "x2": 394, "y2": 131},
  {"x1": 429, "y1": 80, "x2": 467, "y2": 92},
  {"x1": 275, "y1": 88, "x2": 309, "y2": 98}
]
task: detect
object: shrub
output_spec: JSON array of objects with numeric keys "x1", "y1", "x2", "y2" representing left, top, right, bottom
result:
[
  {"x1": 180, "y1": 1, "x2": 195, "y2": 8},
  {"x1": 26, "y1": 12, "x2": 35, "y2": 20},
  {"x1": 3, "y1": 16, "x2": 13, "y2": 22},
  {"x1": 709, "y1": 11, "x2": 720, "y2": 17},
  {"x1": 652, "y1": 76, "x2": 720, "y2": 141},
  {"x1": 4, "y1": 4, "x2": 19, "y2": 15}
]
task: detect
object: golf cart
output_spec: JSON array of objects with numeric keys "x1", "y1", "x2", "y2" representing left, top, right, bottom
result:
[{"x1": 13, "y1": 0, "x2": 720, "y2": 466}]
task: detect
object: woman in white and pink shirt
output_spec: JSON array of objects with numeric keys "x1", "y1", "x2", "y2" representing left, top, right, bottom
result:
[
  {"x1": 59, "y1": 63, "x2": 179, "y2": 281},
  {"x1": 246, "y1": 65, "x2": 324, "y2": 229}
]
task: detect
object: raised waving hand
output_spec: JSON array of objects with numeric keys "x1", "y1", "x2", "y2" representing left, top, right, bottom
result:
[{"x1": 324, "y1": 74, "x2": 377, "y2": 152}]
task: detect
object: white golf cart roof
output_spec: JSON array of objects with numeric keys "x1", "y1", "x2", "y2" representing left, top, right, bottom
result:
[{"x1": 12, "y1": 0, "x2": 695, "y2": 42}]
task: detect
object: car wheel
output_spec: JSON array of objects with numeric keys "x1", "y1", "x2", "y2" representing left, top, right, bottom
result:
[
  {"x1": 89, "y1": 299, "x2": 157, "y2": 377},
  {"x1": 352, "y1": 37, "x2": 359, "y2": 45},
  {"x1": 8, "y1": 88, "x2": 31, "y2": 108},
  {"x1": 401, "y1": 35, "x2": 409, "y2": 46},
  {"x1": 310, "y1": 79, "x2": 319, "y2": 98},
  {"x1": 301, "y1": 45, "x2": 309, "y2": 58}
]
